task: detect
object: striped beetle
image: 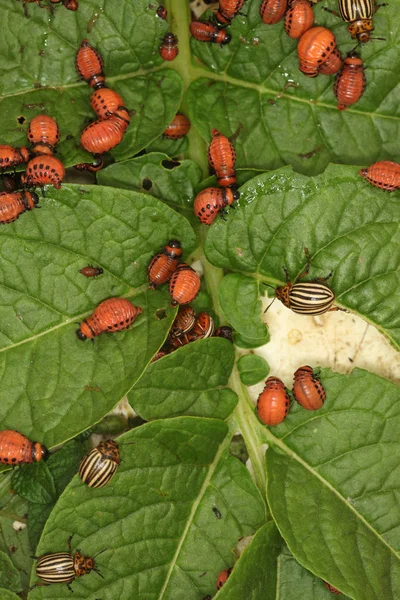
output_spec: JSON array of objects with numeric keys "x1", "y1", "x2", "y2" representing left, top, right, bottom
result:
[
  {"x1": 274, "y1": 248, "x2": 338, "y2": 315},
  {"x1": 323, "y1": 0, "x2": 386, "y2": 43},
  {"x1": 30, "y1": 535, "x2": 105, "y2": 591},
  {"x1": 79, "y1": 439, "x2": 120, "y2": 488}
]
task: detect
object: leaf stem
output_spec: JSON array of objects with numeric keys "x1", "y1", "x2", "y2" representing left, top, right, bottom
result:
[
  {"x1": 166, "y1": 0, "x2": 209, "y2": 177},
  {"x1": 229, "y1": 364, "x2": 269, "y2": 498}
]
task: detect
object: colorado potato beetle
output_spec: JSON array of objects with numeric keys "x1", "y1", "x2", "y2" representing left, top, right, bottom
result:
[
  {"x1": 75, "y1": 39, "x2": 105, "y2": 89},
  {"x1": 297, "y1": 26, "x2": 337, "y2": 77},
  {"x1": 0, "y1": 190, "x2": 39, "y2": 224},
  {"x1": 257, "y1": 376, "x2": 291, "y2": 426},
  {"x1": 169, "y1": 263, "x2": 201, "y2": 306},
  {"x1": 0, "y1": 145, "x2": 30, "y2": 169},
  {"x1": 259, "y1": 0, "x2": 288, "y2": 24},
  {"x1": 275, "y1": 250, "x2": 337, "y2": 315},
  {"x1": 22, "y1": 155, "x2": 65, "y2": 189},
  {"x1": 318, "y1": 48, "x2": 342, "y2": 75},
  {"x1": 190, "y1": 20, "x2": 232, "y2": 45},
  {"x1": 74, "y1": 154, "x2": 104, "y2": 173},
  {"x1": 293, "y1": 365, "x2": 326, "y2": 410},
  {"x1": 359, "y1": 161, "x2": 400, "y2": 191},
  {"x1": 163, "y1": 113, "x2": 191, "y2": 139},
  {"x1": 194, "y1": 186, "x2": 239, "y2": 225},
  {"x1": 90, "y1": 88, "x2": 125, "y2": 120},
  {"x1": 79, "y1": 265, "x2": 103, "y2": 277},
  {"x1": 30, "y1": 535, "x2": 104, "y2": 592},
  {"x1": 27, "y1": 114, "x2": 60, "y2": 155},
  {"x1": 216, "y1": 567, "x2": 233, "y2": 590},
  {"x1": 208, "y1": 129, "x2": 237, "y2": 188},
  {"x1": 148, "y1": 240, "x2": 182, "y2": 288},
  {"x1": 216, "y1": 0, "x2": 245, "y2": 24},
  {"x1": 76, "y1": 297, "x2": 142, "y2": 341},
  {"x1": 159, "y1": 33, "x2": 179, "y2": 61},
  {"x1": 323, "y1": 0, "x2": 383, "y2": 43},
  {"x1": 284, "y1": 0, "x2": 314, "y2": 39},
  {"x1": 170, "y1": 305, "x2": 196, "y2": 337},
  {"x1": 79, "y1": 439, "x2": 120, "y2": 488},
  {"x1": 0, "y1": 430, "x2": 47, "y2": 465},
  {"x1": 334, "y1": 51, "x2": 366, "y2": 109},
  {"x1": 80, "y1": 107, "x2": 130, "y2": 154},
  {"x1": 324, "y1": 581, "x2": 342, "y2": 595}
]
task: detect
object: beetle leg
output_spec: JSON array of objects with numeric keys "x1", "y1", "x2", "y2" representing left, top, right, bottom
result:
[
  {"x1": 67, "y1": 534, "x2": 74, "y2": 553},
  {"x1": 29, "y1": 582, "x2": 50, "y2": 591},
  {"x1": 329, "y1": 306, "x2": 349, "y2": 312},
  {"x1": 282, "y1": 265, "x2": 290, "y2": 282},
  {"x1": 375, "y1": 3, "x2": 388, "y2": 10},
  {"x1": 322, "y1": 7, "x2": 340, "y2": 17},
  {"x1": 313, "y1": 270, "x2": 333, "y2": 283}
]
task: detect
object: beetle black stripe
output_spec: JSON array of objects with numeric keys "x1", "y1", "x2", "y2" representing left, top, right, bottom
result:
[
  {"x1": 37, "y1": 552, "x2": 75, "y2": 584},
  {"x1": 339, "y1": 0, "x2": 374, "y2": 22},
  {"x1": 289, "y1": 282, "x2": 335, "y2": 314},
  {"x1": 79, "y1": 448, "x2": 118, "y2": 488}
]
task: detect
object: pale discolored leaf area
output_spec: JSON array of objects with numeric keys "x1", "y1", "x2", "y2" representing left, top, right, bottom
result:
[
  {"x1": 28, "y1": 418, "x2": 265, "y2": 599},
  {"x1": 265, "y1": 368, "x2": 400, "y2": 600},
  {"x1": 0, "y1": 185, "x2": 196, "y2": 448},
  {"x1": 206, "y1": 165, "x2": 400, "y2": 350},
  {"x1": 188, "y1": 0, "x2": 400, "y2": 175},
  {"x1": 129, "y1": 338, "x2": 237, "y2": 420}
]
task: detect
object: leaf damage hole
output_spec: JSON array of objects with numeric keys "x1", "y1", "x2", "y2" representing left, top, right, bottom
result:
[
  {"x1": 17, "y1": 116, "x2": 26, "y2": 125},
  {"x1": 162, "y1": 159, "x2": 180, "y2": 170},
  {"x1": 298, "y1": 145, "x2": 323, "y2": 160},
  {"x1": 142, "y1": 177, "x2": 153, "y2": 191},
  {"x1": 155, "y1": 308, "x2": 167, "y2": 320}
]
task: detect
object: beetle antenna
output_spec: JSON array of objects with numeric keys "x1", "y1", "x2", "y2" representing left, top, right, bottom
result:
[
  {"x1": 93, "y1": 548, "x2": 108, "y2": 558},
  {"x1": 94, "y1": 567, "x2": 105, "y2": 579},
  {"x1": 264, "y1": 297, "x2": 276, "y2": 313},
  {"x1": 261, "y1": 282, "x2": 275, "y2": 290}
]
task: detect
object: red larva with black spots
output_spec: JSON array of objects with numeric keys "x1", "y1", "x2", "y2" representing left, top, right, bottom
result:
[
  {"x1": 163, "y1": 113, "x2": 191, "y2": 139},
  {"x1": 194, "y1": 187, "x2": 239, "y2": 225},
  {"x1": 292, "y1": 365, "x2": 326, "y2": 410},
  {"x1": 159, "y1": 33, "x2": 179, "y2": 61},
  {"x1": 208, "y1": 129, "x2": 237, "y2": 188},
  {"x1": 216, "y1": 0, "x2": 244, "y2": 24},
  {"x1": 190, "y1": 21, "x2": 231, "y2": 45},
  {"x1": 0, "y1": 191, "x2": 39, "y2": 224},
  {"x1": 90, "y1": 88, "x2": 125, "y2": 120},
  {"x1": 260, "y1": 0, "x2": 288, "y2": 24},
  {"x1": 0, "y1": 430, "x2": 47, "y2": 465},
  {"x1": 319, "y1": 48, "x2": 342, "y2": 75},
  {"x1": 257, "y1": 376, "x2": 291, "y2": 426},
  {"x1": 80, "y1": 107, "x2": 131, "y2": 154},
  {"x1": 79, "y1": 265, "x2": 103, "y2": 278},
  {"x1": 76, "y1": 298, "x2": 142, "y2": 341},
  {"x1": 22, "y1": 155, "x2": 65, "y2": 189},
  {"x1": 148, "y1": 240, "x2": 182, "y2": 289},
  {"x1": 334, "y1": 51, "x2": 366, "y2": 110},
  {"x1": 76, "y1": 39, "x2": 105, "y2": 89},
  {"x1": 0, "y1": 145, "x2": 29, "y2": 169},
  {"x1": 359, "y1": 161, "x2": 400, "y2": 192},
  {"x1": 284, "y1": 0, "x2": 314, "y2": 39},
  {"x1": 169, "y1": 263, "x2": 201, "y2": 306},
  {"x1": 216, "y1": 567, "x2": 232, "y2": 590},
  {"x1": 27, "y1": 115, "x2": 60, "y2": 156},
  {"x1": 297, "y1": 26, "x2": 337, "y2": 77}
]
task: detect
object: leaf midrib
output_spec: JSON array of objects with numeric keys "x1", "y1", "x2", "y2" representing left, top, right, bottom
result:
[{"x1": 157, "y1": 430, "x2": 231, "y2": 600}]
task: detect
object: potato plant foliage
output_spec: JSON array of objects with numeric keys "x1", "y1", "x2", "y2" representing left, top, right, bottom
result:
[{"x1": 0, "y1": 0, "x2": 399, "y2": 598}]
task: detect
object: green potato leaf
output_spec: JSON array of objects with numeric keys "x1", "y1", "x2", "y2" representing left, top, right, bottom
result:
[
  {"x1": 0, "y1": 184, "x2": 195, "y2": 448},
  {"x1": 237, "y1": 354, "x2": 270, "y2": 386},
  {"x1": 0, "y1": 550, "x2": 21, "y2": 593},
  {"x1": 219, "y1": 274, "x2": 269, "y2": 348},
  {"x1": 28, "y1": 418, "x2": 265, "y2": 599},
  {"x1": 98, "y1": 153, "x2": 203, "y2": 224},
  {"x1": 187, "y1": 0, "x2": 400, "y2": 175},
  {"x1": 206, "y1": 165, "x2": 400, "y2": 350},
  {"x1": 129, "y1": 338, "x2": 238, "y2": 420},
  {"x1": 265, "y1": 368, "x2": 400, "y2": 600}
]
